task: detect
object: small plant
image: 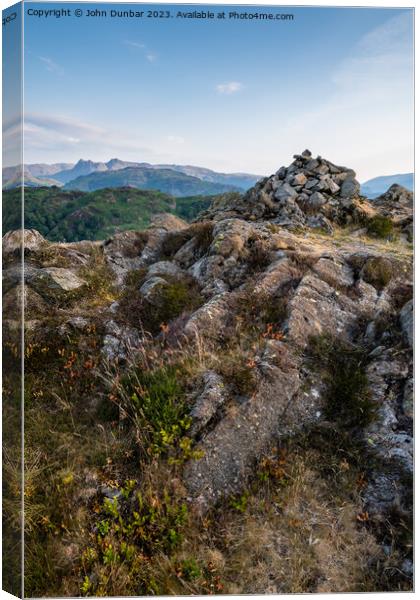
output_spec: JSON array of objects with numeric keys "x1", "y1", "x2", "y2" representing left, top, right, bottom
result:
[
  {"x1": 189, "y1": 221, "x2": 214, "y2": 254},
  {"x1": 361, "y1": 256, "x2": 394, "y2": 290},
  {"x1": 117, "y1": 363, "x2": 201, "y2": 462},
  {"x1": 229, "y1": 492, "x2": 249, "y2": 513},
  {"x1": 246, "y1": 235, "x2": 272, "y2": 271},
  {"x1": 366, "y1": 215, "x2": 395, "y2": 240},
  {"x1": 217, "y1": 351, "x2": 257, "y2": 396},
  {"x1": 119, "y1": 275, "x2": 203, "y2": 334},
  {"x1": 178, "y1": 558, "x2": 202, "y2": 581},
  {"x1": 307, "y1": 335, "x2": 376, "y2": 430}
]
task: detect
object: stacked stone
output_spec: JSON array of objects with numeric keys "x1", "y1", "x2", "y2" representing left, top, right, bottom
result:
[{"x1": 246, "y1": 149, "x2": 361, "y2": 232}]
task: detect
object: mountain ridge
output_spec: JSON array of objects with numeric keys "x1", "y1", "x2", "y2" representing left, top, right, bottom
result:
[{"x1": 62, "y1": 166, "x2": 242, "y2": 197}]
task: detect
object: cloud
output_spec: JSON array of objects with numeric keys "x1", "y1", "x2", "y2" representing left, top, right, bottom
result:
[
  {"x1": 21, "y1": 113, "x2": 154, "y2": 163},
  {"x1": 123, "y1": 40, "x2": 158, "y2": 63},
  {"x1": 216, "y1": 81, "x2": 243, "y2": 95},
  {"x1": 123, "y1": 40, "x2": 145, "y2": 49},
  {"x1": 39, "y1": 56, "x2": 63, "y2": 75},
  {"x1": 167, "y1": 135, "x2": 185, "y2": 144},
  {"x1": 275, "y1": 11, "x2": 413, "y2": 180}
]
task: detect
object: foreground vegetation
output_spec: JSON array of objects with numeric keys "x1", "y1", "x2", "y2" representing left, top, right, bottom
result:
[{"x1": 2, "y1": 242, "x2": 410, "y2": 595}]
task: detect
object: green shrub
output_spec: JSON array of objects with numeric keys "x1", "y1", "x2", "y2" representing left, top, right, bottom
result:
[
  {"x1": 178, "y1": 558, "x2": 202, "y2": 581},
  {"x1": 80, "y1": 483, "x2": 188, "y2": 596},
  {"x1": 366, "y1": 215, "x2": 395, "y2": 239},
  {"x1": 307, "y1": 335, "x2": 376, "y2": 430},
  {"x1": 141, "y1": 278, "x2": 203, "y2": 335},
  {"x1": 118, "y1": 363, "x2": 200, "y2": 462}
]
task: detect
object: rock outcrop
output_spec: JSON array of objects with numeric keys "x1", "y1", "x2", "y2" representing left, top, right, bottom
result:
[
  {"x1": 4, "y1": 151, "x2": 413, "y2": 587},
  {"x1": 202, "y1": 150, "x2": 375, "y2": 232}
]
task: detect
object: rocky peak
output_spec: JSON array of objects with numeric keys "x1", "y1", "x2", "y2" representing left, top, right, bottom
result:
[{"x1": 203, "y1": 150, "x2": 369, "y2": 232}]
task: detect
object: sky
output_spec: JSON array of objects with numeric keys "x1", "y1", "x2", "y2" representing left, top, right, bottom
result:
[{"x1": 3, "y1": 2, "x2": 414, "y2": 181}]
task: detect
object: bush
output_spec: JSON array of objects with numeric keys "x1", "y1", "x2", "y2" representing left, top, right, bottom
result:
[
  {"x1": 189, "y1": 221, "x2": 214, "y2": 254},
  {"x1": 307, "y1": 335, "x2": 376, "y2": 430},
  {"x1": 119, "y1": 274, "x2": 203, "y2": 335},
  {"x1": 361, "y1": 256, "x2": 394, "y2": 290},
  {"x1": 80, "y1": 483, "x2": 188, "y2": 596},
  {"x1": 366, "y1": 215, "x2": 395, "y2": 239},
  {"x1": 116, "y1": 363, "x2": 201, "y2": 463},
  {"x1": 161, "y1": 230, "x2": 192, "y2": 259}
]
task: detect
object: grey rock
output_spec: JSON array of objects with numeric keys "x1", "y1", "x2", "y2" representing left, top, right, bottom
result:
[
  {"x1": 148, "y1": 260, "x2": 183, "y2": 278},
  {"x1": 2, "y1": 228, "x2": 48, "y2": 256},
  {"x1": 400, "y1": 300, "x2": 413, "y2": 348},
  {"x1": 39, "y1": 267, "x2": 86, "y2": 292},
  {"x1": 139, "y1": 276, "x2": 168, "y2": 300},
  {"x1": 274, "y1": 182, "x2": 298, "y2": 203},
  {"x1": 403, "y1": 378, "x2": 413, "y2": 418},
  {"x1": 190, "y1": 371, "x2": 227, "y2": 436},
  {"x1": 308, "y1": 191, "x2": 327, "y2": 208},
  {"x1": 340, "y1": 175, "x2": 360, "y2": 198}
]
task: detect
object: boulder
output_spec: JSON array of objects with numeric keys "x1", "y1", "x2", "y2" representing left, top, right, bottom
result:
[
  {"x1": 340, "y1": 175, "x2": 360, "y2": 198},
  {"x1": 2, "y1": 229, "x2": 48, "y2": 256}
]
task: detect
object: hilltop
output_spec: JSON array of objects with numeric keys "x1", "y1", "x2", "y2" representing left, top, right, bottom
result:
[{"x1": 3, "y1": 150, "x2": 413, "y2": 596}]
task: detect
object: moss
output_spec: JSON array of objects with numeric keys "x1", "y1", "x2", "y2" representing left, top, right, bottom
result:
[
  {"x1": 361, "y1": 257, "x2": 394, "y2": 290},
  {"x1": 366, "y1": 215, "x2": 395, "y2": 240}
]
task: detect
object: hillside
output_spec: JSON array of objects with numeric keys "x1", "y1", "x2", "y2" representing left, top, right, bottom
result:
[
  {"x1": 361, "y1": 173, "x2": 413, "y2": 198},
  {"x1": 153, "y1": 163, "x2": 260, "y2": 190},
  {"x1": 3, "y1": 150, "x2": 413, "y2": 596},
  {"x1": 2, "y1": 186, "x2": 214, "y2": 242},
  {"x1": 63, "y1": 166, "x2": 240, "y2": 196}
]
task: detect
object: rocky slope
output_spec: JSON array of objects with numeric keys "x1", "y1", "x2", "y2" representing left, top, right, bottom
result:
[{"x1": 3, "y1": 150, "x2": 413, "y2": 594}]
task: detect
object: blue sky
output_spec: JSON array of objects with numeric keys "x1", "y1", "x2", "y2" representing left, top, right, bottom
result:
[{"x1": 5, "y1": 2, "x2": 414, "y2": 180}]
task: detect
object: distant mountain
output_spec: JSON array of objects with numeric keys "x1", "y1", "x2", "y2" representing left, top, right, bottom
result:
[
  {"x1": 2, "y1": 163, "x2": 71, "y2": 188},
  {"x1": 26, "y1": 162, "x2": 73, "y2": 177},
  {"x1": 361, "y1": 173, "x2": 413, "y2": 198},
  {"x1": 52, "y1": 159, "x2": 109, "y2": 184},
  {"x1": 153, "y1": 164, "x2": 261, "y2": 191},
  {"x1": 3, "y1": 158, "x2": 261, "y2": 191},
  {"x1": 2, "y1": 186, "x2": 214, "y2": 241},
  {"x1": 2, "y1": 170, "x2": 62, "y2": 190},
  {"x1": 63, "y1": 166, "x2": 240, "y2": 196}
]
